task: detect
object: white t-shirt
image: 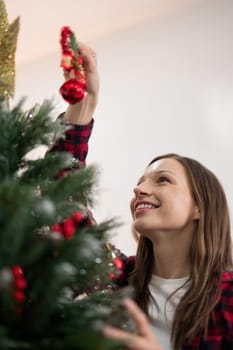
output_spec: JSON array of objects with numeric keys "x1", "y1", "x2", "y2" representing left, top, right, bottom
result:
[{"x1": 148, "y1": 275, "x2": 189, "y2": 350}]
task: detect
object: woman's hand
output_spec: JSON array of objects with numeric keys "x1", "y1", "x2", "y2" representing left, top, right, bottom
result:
[
  {"x1": 64, "y1": 42, "x2": 99, "y2": 125},
  {"x1": 103, "y1": 298, "x2": 163, "y2": 350}
]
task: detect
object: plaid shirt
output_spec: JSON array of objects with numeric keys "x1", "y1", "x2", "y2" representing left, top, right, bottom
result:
[
  {"x1": 48, "y1": 117, "x2": 94, "y2": 168},
  {"x1": 184, "y1": 271, "x2": 233, "y2": 349},
  {"x1": 119, "y1": 258, "x2": 233, "y2": 349}
]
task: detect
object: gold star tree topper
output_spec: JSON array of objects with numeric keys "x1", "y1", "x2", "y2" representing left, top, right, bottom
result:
[{"x1": 0, "y1": 0, "x2": 19, "y2": 102}]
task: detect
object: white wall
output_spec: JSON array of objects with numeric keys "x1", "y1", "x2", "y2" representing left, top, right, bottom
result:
[{"x1": 13, "y1": 0, "x2": 233, "y2": 255}]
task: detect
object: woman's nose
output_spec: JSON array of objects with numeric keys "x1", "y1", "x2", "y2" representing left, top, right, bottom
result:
[{"x1": 133, "y1": 183, "x2": 151, "y2": 197}]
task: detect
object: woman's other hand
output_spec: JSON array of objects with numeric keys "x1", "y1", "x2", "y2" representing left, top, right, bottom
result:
[{"x1": 103, "y1": 298, "x2": 163, "y2": 350}]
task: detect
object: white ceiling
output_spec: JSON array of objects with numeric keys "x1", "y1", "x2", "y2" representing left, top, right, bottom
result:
[{"x1": 5, "y1": 0, "x2": 205, "y2": 64}]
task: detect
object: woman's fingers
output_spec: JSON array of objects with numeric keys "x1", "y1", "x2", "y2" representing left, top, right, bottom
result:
[
  {"x1": 103, "y1": 325, "x2": 162, "y2": 350},
  {"x1": 103, "y1": 326, "x2": 144, "y2": 350},
  {"x1": 123, "y1": 298, "x2": 155, "y2": 338},
  {"x1": 78, "y1": 42, "x2": 98, "y2": 74},
  {"x1": 77, "y1": 42, "x2": 99, "y2": 95},
  {"x1": 63, "y1": 68, "x2": 75, "y2": 80},
  {"x1": 103, "y1": 298, "x2": 163, "y2": 350}
]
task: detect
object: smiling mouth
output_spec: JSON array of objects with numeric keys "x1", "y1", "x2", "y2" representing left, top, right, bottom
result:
[
  {"x1": 136, "y1": 203, "x2": 156, "y2": 210},
  {"x1": 134, "y1": 202, "x2": 160, "y2": 215}
]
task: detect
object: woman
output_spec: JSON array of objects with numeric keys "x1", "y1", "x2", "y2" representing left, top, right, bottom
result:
[
  {"x1": 56, "y1": 43, "x2": 233, "y2": 349},
  {"x1": 104, "y1": 154, "x2": 233, "y2": 349}
]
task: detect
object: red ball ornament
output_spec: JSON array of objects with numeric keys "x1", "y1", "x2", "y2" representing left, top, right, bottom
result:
[
  {"x1": 113, "y1": 257, "x2": 124, "y2": 270},
  {"x1": 62, "y1": 218, "x2": 76, "y2": 239},
  {"x1": 60, "y1": 79, "x2": 86, "y2": 104},
  {"x1": 72, "y1": 211, "x2": 83, "y2": 224}
]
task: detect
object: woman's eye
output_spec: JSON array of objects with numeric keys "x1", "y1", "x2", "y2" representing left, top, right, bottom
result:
[{"x1": 158, "y1": 176, "x2": 170, "y2": 183}]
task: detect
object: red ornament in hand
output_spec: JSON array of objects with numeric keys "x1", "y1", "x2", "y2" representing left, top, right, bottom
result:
[
  {"x1": 59, "y1": 26, "x2": 87, "y2": 104},
  {"x1": 60, "y1": 78, "x2": 86, "y2": 104}
]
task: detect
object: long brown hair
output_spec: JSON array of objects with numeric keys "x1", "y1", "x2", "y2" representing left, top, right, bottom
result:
[{"x1": 130, "y1": 153, "x2": 232, "y2": 350}]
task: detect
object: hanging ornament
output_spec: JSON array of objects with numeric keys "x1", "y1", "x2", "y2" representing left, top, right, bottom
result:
[
  {"x1": 113, "y1": 257, "x2": 124, "y2": 270},
  {"x1": 59, "y1": 26, "x2": 87, "y2": 104},
  {"x1": 51, "y1": 210, "x2": 92, "y2": 240},
  {"x1": 106, "y1": 243, "x2": 125, "y2": 283}
]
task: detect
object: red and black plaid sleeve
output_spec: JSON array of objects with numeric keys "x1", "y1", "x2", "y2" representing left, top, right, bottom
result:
[
  {"x1": 48, "y1": 118, "x2": 94, "y2": 166},
  {"x1": 48, "y1": 117, "x2": 95, "y2": 237},
  {"x1": 183, "y1": 271, "x2": 233, "y2": 349}
]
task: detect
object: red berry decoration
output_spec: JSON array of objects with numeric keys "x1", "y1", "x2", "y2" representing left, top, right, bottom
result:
[
  {"x1": 15, "y1": 277, "x2": 27, "y2": 290},
  {"x1": 11, "y1": 265, "x2": 27, "y2": 305},
  {"x1": 60, "y1": 26, "x2": 87, "y2": 104},
  {"x1": 11, "y1": 265, "x2": 23, "y2": 278}
]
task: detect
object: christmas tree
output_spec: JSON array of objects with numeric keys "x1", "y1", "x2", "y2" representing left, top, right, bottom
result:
[{"x1": 0, "y1": 1, "x2": 131, "y2": 349}]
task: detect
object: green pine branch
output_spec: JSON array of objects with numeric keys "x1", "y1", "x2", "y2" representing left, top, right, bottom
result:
[
  {"x1": 0, "y1": 99, "x2": 132, "y2": 350},
  {"x1": 0, "y1": 100, "x2": 66, "y2": 180}
]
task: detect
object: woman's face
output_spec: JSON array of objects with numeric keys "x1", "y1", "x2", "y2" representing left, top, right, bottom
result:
[{"x1": 130, "y1": 158, "x2": 199, "y2": 239}]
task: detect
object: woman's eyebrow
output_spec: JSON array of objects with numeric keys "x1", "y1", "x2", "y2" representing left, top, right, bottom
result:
[
  {"x1": 157, "y1": 170, "x2": 176, "y2": 175},
  {"x1": 149, "y1": 169, "x2": 177, "y2": 178}
]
